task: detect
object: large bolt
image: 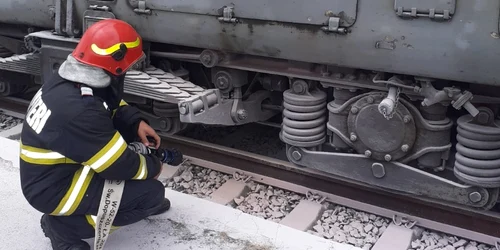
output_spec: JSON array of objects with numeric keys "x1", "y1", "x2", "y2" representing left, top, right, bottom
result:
[
  {"x1": 292, "y1": 80, "x2": 308, "y2": 94},
  {"x1": 468, "y1": 191, "x2": 482, "y2": 203},
  {"x1": 179, "y1": 104, "x2": 189, "y2": 115},
  {"x1": 291, "y1": 151, "x2": 302, "y2": 161},
  {"x1": 403, "y1": 115, "x2": 411, "y2": 123},
  {"x1": 384, "y1": 154, "x2": 392, "y2": 161},
  {"x1": 160, "y1": 120, "x2": 167, "y2": 129},
  {"x1": 367, "y1": 97, "x2": 374, "y2": 104},
  {"x1": 364, "y1": 150, "x2": 372, "y2": 157},
  {"x1": 351, "y1": 107, "x2": 359, "y2": 114},
  {"x1": 371, "y1": 163, "x2": 385, "y2": 178},
  {"x1": 476, "y1": 112, "x2": 490, "y2": 125},
  {"x1": 237, "y1": 109, "x2": 248, "y2": 120},
  {"x1": 350, "y1": 133, "x2": 357, "y2": 141},
  {"x1": 292, "y1": 84, "x2": 304, "y2": 94},
  {"x1": 216, "y1": 75, "x2": 229, "y2": 89},
  {"x1": 201, "y1": 54, "x2": 212, "y2": 64},
  {"x1": 401, "y1": 144, "x2": 409, "y2": 152}
]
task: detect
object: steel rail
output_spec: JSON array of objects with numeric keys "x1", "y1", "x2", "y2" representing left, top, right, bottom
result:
[{"x1": 0, "y1": 96, "x2": 29, "y2": 118}]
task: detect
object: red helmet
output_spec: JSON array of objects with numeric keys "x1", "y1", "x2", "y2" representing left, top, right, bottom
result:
[{"x1": 72, "y1": 19, "x2": 145, "y2": 75}]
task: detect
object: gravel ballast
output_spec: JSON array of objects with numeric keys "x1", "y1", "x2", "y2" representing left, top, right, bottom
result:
[
  {"x1": 409, "y1": 229, "x2": 496, "y2": 250},
  {"x1": 165, "y1": 164, "x2": 230, "y2": 199},
  {"x1": 161, "y1": 162, "x2": 500, "y2": 250},
  {"x1": 0, "y1": 111, "x2": 23, "y2": 132}
]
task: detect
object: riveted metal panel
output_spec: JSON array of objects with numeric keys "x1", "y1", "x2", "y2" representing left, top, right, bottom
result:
[
  {"x1": 115, "y1": 0, "x2": 500, "y2": 86},
  {"x1": 128, "y1": 0, "x2": 359, "y2": 26},
  {"x1": 0, "y1": 0, "x2": 55, "y2": 28},
  {"x1": 394, "y1": 0, "x2": 457, "y2": 16},
  {"x1": 5, "y1": 0, "x2": 500, "y2": 87}
]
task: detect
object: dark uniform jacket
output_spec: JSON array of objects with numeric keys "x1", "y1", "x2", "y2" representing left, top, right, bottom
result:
[{"x1": 19, "y1": 73, "x2": 162, "y2": 216}]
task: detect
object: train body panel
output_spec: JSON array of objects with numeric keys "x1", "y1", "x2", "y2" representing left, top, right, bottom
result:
[
  {"x1": 1, "y1": 0, "x2": 500, "y2": 210},
  {"x1": 1, "y1": 0, "x2": 500, "y2": 86},
  {"x1": 0, "y1": 0, "x2": 54, "y2": 28}
]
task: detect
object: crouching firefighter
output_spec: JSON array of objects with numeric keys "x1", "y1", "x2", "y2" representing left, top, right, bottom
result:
[{"x1": 19, "y1": 19, "x2": 183, "y2": 250}]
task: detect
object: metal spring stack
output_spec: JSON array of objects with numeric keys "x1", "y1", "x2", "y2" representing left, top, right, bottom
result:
[
  {"x1": 281, "y1": 81, "x2": 327, "y2": 148},
  {"x1": 454, "y1": 107, "x2": 500, "y2": 188}
]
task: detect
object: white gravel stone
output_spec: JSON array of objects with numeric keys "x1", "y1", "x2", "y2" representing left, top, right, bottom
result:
[
  {"x1": 311, "y1": 203, "x2": 391, "y2": 248},
  {"x1": 234, "y1": 180, "x2": 303, "y2": 222},
  {"x1": 409, "y1": 229, "x2": 496, "y2": 250},
  {"x1": 465, "y1": 246, "x2": 479, "y2": 250},
  {"x1": 165, "y1": 164, "x2": 229, "y2": 198},
  {"x1": 164, "y1": 164, "x2": 497, "y2": 250},
  {"x1": 364, "y1": 224, "x2": 373, "y2": 233},
  {"x1": 0, "y1": 112, "x2": 23, "y2": 132}
]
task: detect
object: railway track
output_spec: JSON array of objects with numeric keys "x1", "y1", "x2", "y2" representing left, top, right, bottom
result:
[{"x1": 1, "y1": 96, "x2": 500, "y2": 250}]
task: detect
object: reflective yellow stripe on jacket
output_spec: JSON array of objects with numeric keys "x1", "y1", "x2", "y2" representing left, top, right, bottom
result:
[
  {"x1": 132, "y1": 154, "x2": 148, "y2": 180},
  {"x1": 82, "y1": 131, "x2": 127, "y2": 173},
  {"x1": 51, "y1": 166, "x2": 95, "y2": 216},
  {"x1": 81, "y1": 130, "x2": 146, "y2": 180},
  {"x1": 19, "y1": 130, "x2": 140, "y2": 216},
  {"x1": 20, "y1": 142, "x2": 94, "y2": 216},
  {"x1": 20, "y1": 142, "x2": 77, "y2": 165},
  {"x1": 112, "y1": 99, "x2": 128, "y2": 117}
]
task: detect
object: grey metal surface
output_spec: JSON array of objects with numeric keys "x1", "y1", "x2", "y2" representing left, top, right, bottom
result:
[
  {"x1": 161, "y1": 135, "x2": 500, "y2": 245},
  {"x1": 394, "y1": 0, "x2": 456, "y2": 19},
  {"x1": 0, "y1": 35, "x2": 28, "y2": 55},
  {"x1": 0, "y1": 0, "x2": 55, "y2": 28},
  {"x1": 129, "y1": 0, "x2": 359, "y2": 26},
  {"x1": 0, "y1": 54, "x2": 41, "y2": 76},
  {"x1": 103, "y1": 0, "x2": 500, "y2": 86},
  {"x1": 25, "y1": 31, "x2": 205, "y2": 103},
  {"x1": 285, "y1": 145, "x2": 496, "y2": 209},
  {"x1": 454, "y1": 107, "x2": 500, "y2": 188},
  {"x1": 178, "y1": 89, "x2": 278, "y2": 125},
  {"x1": 2, "y1": 1, "x2": 500, "y2": 86},
  {"x1": 281, "y1": 81, "x2": 327, "y2": 148},
  {"x1": 150, "y1": 100, "x2": 188, "y2": 134},
  {"x1": 327, "y1": 91, "x2": 453, "y2": 169}
]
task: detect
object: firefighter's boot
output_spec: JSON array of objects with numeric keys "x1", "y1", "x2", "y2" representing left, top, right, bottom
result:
[
  {"x1": 151, "y1": 198, "x2": 171, "y2": 216},
  {"x1": 40, "y1": 214, "x2": 90, "y2": 250}
]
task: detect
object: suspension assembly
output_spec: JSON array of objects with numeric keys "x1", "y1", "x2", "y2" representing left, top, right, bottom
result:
[
  {"x1": 152, "y1": 100, "x2": 188, "y2": 134},
  {"x1": 454, "y1": 107, "x2": 500, "y2": 188},
  {"x1": 280, "y1": 80, "x2": 327, "y2": 148}
]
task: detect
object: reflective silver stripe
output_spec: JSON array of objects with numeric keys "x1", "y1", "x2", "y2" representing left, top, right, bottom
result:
[
  {"x1": 51, "y1": 166, "x2": 94, "y2": 216},
  {"x1": 88, "y1": 136, "x2": 126, "y2": 172},
  {"x1": 20, "y1": 149, "x2": 65, "y2": 159},
  {"x1": 132, "y1": 154, "x2": 147, "y2": 180}
]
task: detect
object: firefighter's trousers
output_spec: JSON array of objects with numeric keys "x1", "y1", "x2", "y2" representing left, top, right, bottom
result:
[{"x1": 42, "y1": 178, "x2": 165, "y2": 241}]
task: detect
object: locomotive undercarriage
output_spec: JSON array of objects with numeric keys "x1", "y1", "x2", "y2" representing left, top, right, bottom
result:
[
  {"x1": 145, "y1": 46, "x2": 500, "y2": 209},
  {"x1": 1, "y1": 28, "x2": 500, "y2": 210}
]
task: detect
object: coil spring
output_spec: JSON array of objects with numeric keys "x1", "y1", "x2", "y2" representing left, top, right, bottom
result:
[
  {"x1": 453, "y1": 109, "x2": 500, "y2": 188},
  {"x1": 281, "y1": 87, "x2": 327, "y2": 147}
]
